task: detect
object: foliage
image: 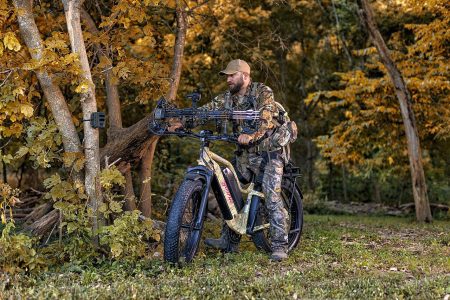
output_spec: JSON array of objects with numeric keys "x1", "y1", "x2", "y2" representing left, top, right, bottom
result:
[
  {"x1": 307, "y1": 0, "x2": 450, "y2": 203},
  {"x1": 0, "y1": 222, "x2": 47, "y2": 274},
  {"x1": 1, "y1": 215, "x2": 449, "y2": 298},
  {"x1": 100, "y1": 210, "x2": 160, "y2": 260},
  {"x1": 41, "y1": 167, "x2": 159, "y2": 263},
  {"x1": 0, "y1": 183, "x2": 45, "y2": 274},
  {"x1": 52, "y1": 202, "x2": 98, "y2": 263},
  {"x1": 0, "y1": 182, "x2": 20, "y2": 224}
]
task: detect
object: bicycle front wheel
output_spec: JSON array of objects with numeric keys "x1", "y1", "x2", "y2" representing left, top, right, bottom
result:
[{"x1": 164, "y1": 179, "x2": 205, "y2": 263}]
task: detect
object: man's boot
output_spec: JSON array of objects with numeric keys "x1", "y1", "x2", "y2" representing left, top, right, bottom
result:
[
  {"x1": 270, "y1": 247, "x2": 288, "y2": 262},
  {"x1": 204, "y1": 224, "x2": 241, "y2": 253}
]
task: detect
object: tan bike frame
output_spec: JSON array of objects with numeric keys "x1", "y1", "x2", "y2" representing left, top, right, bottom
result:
[{"x1": 198, "y1": 146, "x2": 269, "y2": 235}]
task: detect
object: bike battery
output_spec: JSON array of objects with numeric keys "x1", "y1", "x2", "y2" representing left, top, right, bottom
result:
[{"x1": 222, "y1": 167, "x2": 245, "y2": 211}]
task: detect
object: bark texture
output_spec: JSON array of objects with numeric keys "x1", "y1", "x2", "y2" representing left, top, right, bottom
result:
[
  {"x1": 358, "y1": 0, "x2": 432, "y2": 222},
  {"x1": 166, "y1": 0, "x2": 188, "y2": 103},
  {"x1": 80, "y1": 8, "x2": 137, "y2": 210},
  {"x1": 62, "y1": 0, "x2": 103, "y2": 240},
  {"x1": 13, "y1": 0, "x2": 82, "y2": 162},
  {"x1": 139, "y1": 138, "x2": 158, "y2": 217}
]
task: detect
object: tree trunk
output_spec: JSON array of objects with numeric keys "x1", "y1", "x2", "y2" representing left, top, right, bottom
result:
[
  {"x1": 139, "y1": 1, "x2": 188, "y2": 217},
  {"x1": 80, "y1": 8, "x2": 122, "y2": 134},
  {"x1": 371, "y1": 176, "x2": 381, "y2": 203},
  {"x1": 166, "y1": 0, "x2": 188, "y2": 104},
  {"x1": 122, "y1": 163, "x2": 137, "y2": 211},
  {"x1": 139, "y1": 138, "x2": 158, "y2": 217},
  {"x1": 1, "y1": 133, "x2": 7, "y2": 184},
  {"x1": 13, "y1": 0, "x2": 83, "y2": 186},
  {"x1": 80, "y1": 8, "x2": 137, "y2": 210},
  {"x1": 358, "y1": 0, "x2": 432, "y2": 222},
  {"x1": 62, "y1": 0, "x2": 103, "y2": 242}
]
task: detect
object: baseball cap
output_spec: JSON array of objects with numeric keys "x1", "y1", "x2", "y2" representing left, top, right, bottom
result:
[{"x1": 219, "y1": 59, "x2": 251, "y2": 75}]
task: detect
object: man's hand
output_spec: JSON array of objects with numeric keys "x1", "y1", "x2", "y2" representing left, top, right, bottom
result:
[
  {"x1": 238, "y1": 134, "x2": 253, "y2": 145},
  {"x1": 167, "y1": 118, "x2": 183, "y2": 132}
]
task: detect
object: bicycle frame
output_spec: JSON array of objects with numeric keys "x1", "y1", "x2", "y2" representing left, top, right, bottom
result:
[{"x1": 190, "y1": 143, "x2": 269, "y2": 235}]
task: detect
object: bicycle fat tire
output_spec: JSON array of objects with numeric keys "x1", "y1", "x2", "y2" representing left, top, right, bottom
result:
[{"x1": 164, "y1": 179, "x2": 205, "y2": 263}]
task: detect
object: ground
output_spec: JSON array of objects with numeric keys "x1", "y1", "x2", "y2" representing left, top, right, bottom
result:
[{"x1": 1, "y1": 214, "x2": 449, "y2": 299}]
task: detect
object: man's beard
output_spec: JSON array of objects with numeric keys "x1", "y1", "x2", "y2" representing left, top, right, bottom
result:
[{"x1": 229, "y1": 77, "x2": 244, "y2": 94}]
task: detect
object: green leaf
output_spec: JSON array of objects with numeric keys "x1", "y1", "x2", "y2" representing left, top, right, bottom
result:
[
  {"x1": 15, "y1": 146, "x2": 29, "y2": 158},
  {"x1": 109, "y1": 201, "x2": 123, "y2": 213},
  {"x1": 43, "y1": 174, "x2": 61, "y2": 189}
]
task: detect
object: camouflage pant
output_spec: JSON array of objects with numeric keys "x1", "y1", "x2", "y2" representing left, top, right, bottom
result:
[{"x1": 235, "y1": 150, "x2": 289, "y2": 251}]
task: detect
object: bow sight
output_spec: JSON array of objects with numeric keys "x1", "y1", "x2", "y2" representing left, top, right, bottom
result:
[{"x1": 149, "y1": 93, "x2": 261, "y2": 135}]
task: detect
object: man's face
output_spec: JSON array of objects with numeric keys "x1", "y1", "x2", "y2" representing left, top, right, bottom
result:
[{"x1": 227, "y1": 72, "x2": 245, "y2": 94}]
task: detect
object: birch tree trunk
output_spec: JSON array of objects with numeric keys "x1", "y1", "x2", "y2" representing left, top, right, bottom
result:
[
  {"x1": 62, "y1": 0, "x2": 103, "y2": 241},
  {"x1": 358, "y1": 0, "x2": 432, "y2": 222},
  {"x1": 13, "y1": 0, "x2": 83, "y2": 185},
  {"x1": 80, "y1": 8, "x2": 137, "y2": 211}
]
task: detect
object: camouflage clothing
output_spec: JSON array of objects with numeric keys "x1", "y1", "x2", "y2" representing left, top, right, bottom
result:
[
  {"x1": 202, "y1": 82, "x2": 278, "y2": 144},
  {"x1": 204, "y1": 82, "x2": 289, "y2": 251},
  {"x1": 235, "y1": 151, "x2": 289, "y2": 251}
]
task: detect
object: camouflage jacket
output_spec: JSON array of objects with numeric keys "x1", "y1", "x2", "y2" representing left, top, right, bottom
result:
[{"x1": 201, "y1": 82, "x2": 278, "y2": 143}]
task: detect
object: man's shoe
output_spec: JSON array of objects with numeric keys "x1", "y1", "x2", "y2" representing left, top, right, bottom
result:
[
  {"x1": 204, "y1": 225, "x2": 240, "y2": 253},
  {"x1": 270, "y1": 250, "x2": 288, "y2": 262},
  {"x1": 204, "y1": 237, "x2": 228, "y2": 250}
]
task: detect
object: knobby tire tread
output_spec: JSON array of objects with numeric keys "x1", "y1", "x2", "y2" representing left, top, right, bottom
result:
[{"x1": 164, "y1": 179, "x2": 204, "y2": 263}]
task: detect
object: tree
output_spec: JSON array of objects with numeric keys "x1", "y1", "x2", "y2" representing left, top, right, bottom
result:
[
  {"x1": 62, "y1": 0, "x2": 103, "y2": 242},
  {"x1": 358, "y1": 0, "x2": 431, "y2": 221},
  {"x1": 7, "y1": 0, "x2": 189, "y2": 236},
  {"x1": 313, "y1": 0, "x2": 447, "y2": 220}
]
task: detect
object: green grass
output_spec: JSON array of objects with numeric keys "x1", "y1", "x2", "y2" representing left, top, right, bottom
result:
[{"x1": 1, "y1": 215, "x2": 449, "y2": 299}]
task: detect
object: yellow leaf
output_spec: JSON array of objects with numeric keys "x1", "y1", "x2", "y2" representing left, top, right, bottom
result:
[
  {"x1": 388, "y1": 157, "x2": 394, "y2": 165},
  {"x1": 345, "y1": 111, "x2": 353, "y2": 118},
  {"x1": 13, "y1": 87, "x2": 25, "y2": 97},
  {"x1": 0, "y1": 41, "x2": 3, "y2": 56},
  {"x1": 3, "y1": 32, "x2": 21, "y2": 52},
  {"x1": 20, "y1": 104, "x2": 34, "y2": 117},
  {"x1": 75, "y1": 82, "x2": 89, "y2": 93}
]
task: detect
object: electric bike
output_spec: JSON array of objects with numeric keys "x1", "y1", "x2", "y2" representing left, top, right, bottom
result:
[{"x1": 157, "y1": 129, "x2": 303, "y2": 263}]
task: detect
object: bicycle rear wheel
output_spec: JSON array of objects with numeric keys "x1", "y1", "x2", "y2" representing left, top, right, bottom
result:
[{"x1": 251, "y1": 179, "x2": 303, "y2": 253}]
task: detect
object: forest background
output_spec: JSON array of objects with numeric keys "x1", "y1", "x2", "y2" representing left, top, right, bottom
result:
[{"x1": 0, "y1": 0, "x2": 449, "y2": 272}]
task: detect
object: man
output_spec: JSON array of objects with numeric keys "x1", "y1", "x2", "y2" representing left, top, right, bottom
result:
[{"x1": 201, "y1": 59, "x2": 290, "y2": 261}]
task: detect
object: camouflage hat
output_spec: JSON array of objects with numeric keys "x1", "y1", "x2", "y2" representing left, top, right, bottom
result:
[{"x1": 219, "y1": 59, "x2": 251, "y2": 75}]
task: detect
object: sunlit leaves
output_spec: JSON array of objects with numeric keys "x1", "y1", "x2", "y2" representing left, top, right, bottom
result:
[
  {"x1": 17, "y1": 118, "x2": 63, "y2": 168},
  {"x1": 3, "y1": 32, "x2": 21, "y2": 52},
  {"x1": 74, "y1": 81, "x2": 89, "y2": 93},
  {"x1": 62, "y1": 151, "x2": 85, "y2": 172},
  {"x1": 99, "y1": 167, "x2": 126, "y2": 190},
  {"x1": 313, "y1": 0, "x2": 450, "y2": 179}
]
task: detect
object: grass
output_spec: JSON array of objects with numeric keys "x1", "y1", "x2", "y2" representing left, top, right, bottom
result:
[{"x1": 1, "y1": 214, "x2": 449, "y2": 299}]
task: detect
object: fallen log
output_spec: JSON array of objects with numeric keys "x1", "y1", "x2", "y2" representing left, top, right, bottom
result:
[
  {"x1": 24, "y1": 209, "x2": 59, "y2": 236},
  {"x1": 400, "y1": 202, "x2": 449, "y2": 211},
  {"x1": 22, "y1": 202, "x2": 53, "y2": 224}
]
